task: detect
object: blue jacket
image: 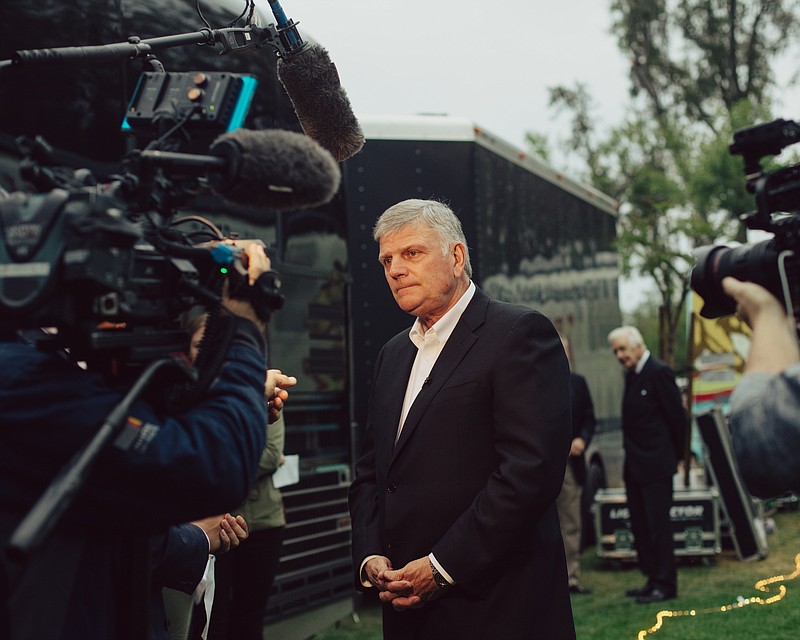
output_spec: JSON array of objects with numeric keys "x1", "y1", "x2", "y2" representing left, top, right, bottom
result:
[{"x1": 0, "y1": 319, "x2": 268, "y2": 639}]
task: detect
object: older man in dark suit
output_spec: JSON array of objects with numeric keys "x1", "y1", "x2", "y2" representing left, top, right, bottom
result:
[
  {"x1": 348, "y1": 199, "x2": 575, "y2": 639},
  {"x1": 608, "y1": 326, "x2": 688, "y2": 604}
]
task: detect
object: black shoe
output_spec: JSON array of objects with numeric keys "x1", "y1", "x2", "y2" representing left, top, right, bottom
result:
[
  {"x1": 625, "y1": 585, "x2": 651, "y2": 597},
  {"x1": 636, "y1": 588, "x2": 676, "y2": 605},
  {"x1": 569, "y1": 584, "x2": 592, "y2": 595}
]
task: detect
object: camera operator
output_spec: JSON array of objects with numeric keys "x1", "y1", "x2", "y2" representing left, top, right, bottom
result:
[
  {"x1": 721, "y1": 276, "x2": 800, "y2": 498},
  {"x1": 0, "y1": 242, "x2": 291, "y2": 639}
]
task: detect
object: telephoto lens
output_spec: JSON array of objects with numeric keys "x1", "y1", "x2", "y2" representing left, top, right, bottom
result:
[{"x1": 691, "y1": 240, "x2": 782, "y2": 318}]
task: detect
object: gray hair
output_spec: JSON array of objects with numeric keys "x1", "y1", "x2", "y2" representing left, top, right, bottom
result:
[
  {"x1": 607, "y1": 325, "x2": 645, "y2": 348},
  {"x1": 372, "y1": 199, "x2": 473, "y2": 278}
]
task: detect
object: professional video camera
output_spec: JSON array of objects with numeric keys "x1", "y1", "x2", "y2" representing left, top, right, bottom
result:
[
  {"x1": 691, "y1": 118, "x2": 800, "y2": 322},
  {"x1": 0, "y1": 1, "x2": 349, "y2": 371},
  {"x1": 0, "y1": 77, "x2": 288, "y2": 367}
]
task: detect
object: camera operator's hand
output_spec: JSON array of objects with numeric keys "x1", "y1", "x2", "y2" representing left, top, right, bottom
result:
[
  {"x1": 722, "y1": 277, "x2": 800, "y2": 374},
  {"x1": 722, "y1": 277, "x2": 786, "y2": 326},
  {"x1": 266, "y1": 369, "x2": 297, "y2": 424},
  {"x1": 222, "y1": 242, "x2": 272, "y2": 333},
  {"x1": 241, "y1": 241, "x2": 270, "y2": 286}
]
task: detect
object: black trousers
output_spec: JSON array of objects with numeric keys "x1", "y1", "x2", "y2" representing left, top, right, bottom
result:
[
  {"x1": 625, "y1": 478, "x2": 677, "y2": 594},
  {"x1": 192, "y1": 526, "x2": 284, "y2": 640}
]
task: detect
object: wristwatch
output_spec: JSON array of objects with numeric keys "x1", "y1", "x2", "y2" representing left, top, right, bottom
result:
[{"x1": 429, "y1": 559, "x2": 450, "y2": 590}]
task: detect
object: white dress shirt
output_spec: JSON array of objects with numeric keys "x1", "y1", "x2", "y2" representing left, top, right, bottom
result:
[{"x1": 396, "y1": 281, "x2": 476, "y2": 441}]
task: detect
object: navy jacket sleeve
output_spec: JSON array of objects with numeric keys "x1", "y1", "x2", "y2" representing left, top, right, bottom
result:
[
  {"x1": 0, "y1": 318, "x2": 268, "y2": 531},
  {"x1": 151, "y1": 524, "x2": 209, "y2": 594}
]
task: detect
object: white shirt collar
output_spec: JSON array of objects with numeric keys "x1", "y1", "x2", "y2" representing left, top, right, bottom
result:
[
  {"x1": 409, "y1": 281, "x2": 476, "y2": 347},
  {"x1": 635, "y1": 349, "x2": 651, "y2": 374}
]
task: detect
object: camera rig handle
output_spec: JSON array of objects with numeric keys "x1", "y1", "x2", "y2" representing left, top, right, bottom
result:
[
  {"x1": 729, "y1": 119, "x2": 800, "y2": 179},
  {"x1": 728, "y1": 118, "x2": 800, "y2": 232}
]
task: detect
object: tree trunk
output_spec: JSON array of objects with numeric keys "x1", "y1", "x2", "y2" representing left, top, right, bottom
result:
[{"x1": 658, "y1": 303, "x2": 675, "y2": 367}]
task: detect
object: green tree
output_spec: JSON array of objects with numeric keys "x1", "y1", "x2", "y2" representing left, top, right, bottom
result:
[
  {"x1": 532, "y1": 0, "x2": 800, "y2": 366},
  {"x1": 613, "y1": 0, "x2": 797, "y2": 128}
]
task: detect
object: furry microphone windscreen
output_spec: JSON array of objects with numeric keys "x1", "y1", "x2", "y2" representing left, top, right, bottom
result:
[
  {"x1": 277, "y1": 44, "x2": 365, "y2": 163},
  {"x1": 209, "y1": 128, "x2": 341, "y2": 211}
]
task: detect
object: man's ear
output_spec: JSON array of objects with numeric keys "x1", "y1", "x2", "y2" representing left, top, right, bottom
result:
[{"x1": 452, "y1": 243, "x2": 467, "y2": 277}]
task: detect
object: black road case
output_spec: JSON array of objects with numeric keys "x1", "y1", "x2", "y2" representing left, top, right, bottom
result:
[{"x1": 595, "y1": 487, "x2": 722, "y2": 560}]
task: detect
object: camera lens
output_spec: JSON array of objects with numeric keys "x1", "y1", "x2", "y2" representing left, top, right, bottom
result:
[{"x1": 690, "y1": 239, "x2": 781, "y2": 318}]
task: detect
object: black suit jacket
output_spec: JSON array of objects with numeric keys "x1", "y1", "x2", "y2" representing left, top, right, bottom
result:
[
  {"x1": 622, "y1": 355, "x2": 688, "y2": 486},
  {"x1": 349, "y1": 288, "x2": 575, "y2": 639},
  {"x1": 568, "y1": 372, "x2": 597, "y2": 485}
]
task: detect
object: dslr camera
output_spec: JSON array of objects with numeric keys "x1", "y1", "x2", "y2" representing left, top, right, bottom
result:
[{"x1": 691, "y1": 118, "x2": 800, "y2": 320}]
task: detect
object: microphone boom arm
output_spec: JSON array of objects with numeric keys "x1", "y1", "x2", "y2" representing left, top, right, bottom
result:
[{"x1": 0, "y1": 22, "x2": 303, "y2": 71}]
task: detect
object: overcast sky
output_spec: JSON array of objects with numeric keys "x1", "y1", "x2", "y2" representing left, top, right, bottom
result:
[
  {"x1": 287, "y1": 0, "x2": 631, "y2": 152},
  {"x1": 286, "y1": 0, "x2": 800, "y2": 149}
]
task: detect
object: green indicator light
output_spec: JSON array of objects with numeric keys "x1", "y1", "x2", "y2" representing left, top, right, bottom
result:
[
  {"x1": 220, "y1": 267, "x2": 228, "y2": 274},
  {"x1": 209, "y1": 105, "x2": 215, "y2": 111}
]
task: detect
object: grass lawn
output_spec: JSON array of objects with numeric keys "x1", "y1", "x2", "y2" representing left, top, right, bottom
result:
[{"x1": 311, "y1": 507, "x2": 800, "y2": 639}]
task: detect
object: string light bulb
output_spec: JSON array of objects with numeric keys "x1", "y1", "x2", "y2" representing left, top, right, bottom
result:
[{"x1": 637, "y1": 553, "x2": 800, "y2": 639}]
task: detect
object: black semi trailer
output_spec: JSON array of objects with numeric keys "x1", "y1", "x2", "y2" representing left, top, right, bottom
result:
[{"x1": 344, "y1": 115, "x2": 623, "y2": 456}]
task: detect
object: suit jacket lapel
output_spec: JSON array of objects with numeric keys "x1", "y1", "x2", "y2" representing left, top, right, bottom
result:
[
  {"x1": 392, "y1": 290, "x2": 489, "y2": 459},
  {"x1": 624, "y1": 369, "x2": 637, "y2": 397},
  {"x1": 376, "y1": 338, "x2": 416, "y2": 464},
  {"x1": 625, "y1": 358, "x2": 651, "y2": 397}
]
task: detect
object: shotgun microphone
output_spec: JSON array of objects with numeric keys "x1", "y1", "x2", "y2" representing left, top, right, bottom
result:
[
  {"x1": 208, "y1": 127, "x2": 341, "y2": 210},
  {"x1": 265, "y1": 0, "x2": 365, "y2": 162},
  {"x1": 141, "y1": 128, "x2": 341, "y2": 211},
  {"x1": 277, "y1": 44, "x2": 365, "y2": 162}
]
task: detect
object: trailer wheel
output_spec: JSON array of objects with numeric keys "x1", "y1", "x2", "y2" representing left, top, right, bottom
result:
[{"x1": 581, "y1": 461, "x2": 606, "y2": 550}]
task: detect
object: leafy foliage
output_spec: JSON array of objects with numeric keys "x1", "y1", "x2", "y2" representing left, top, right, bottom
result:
[{"x1": 529, "y1": 0, "x2": 800, "y2": 366}]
